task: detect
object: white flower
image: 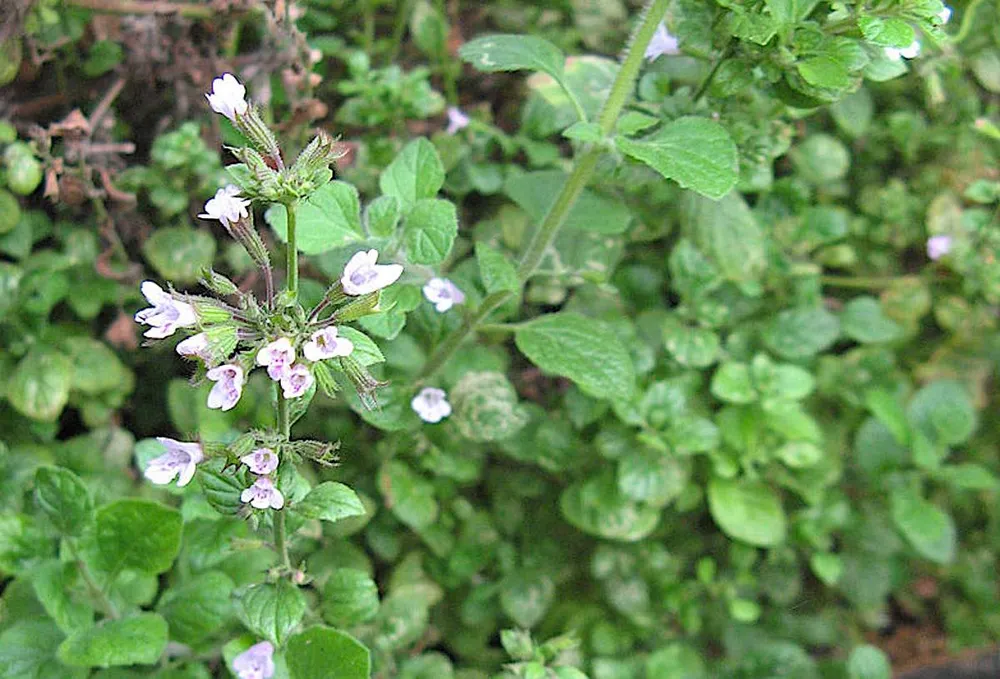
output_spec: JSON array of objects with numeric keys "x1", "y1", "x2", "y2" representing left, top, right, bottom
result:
[
  {"x1": 206, "y1": 364, "x2": 244, "y2": 411},
  {"x1": 422, "y1": 277, "x2": 465, "y2": 313},
  {"x1": 144, "y1": 438, "x2": 203, "y2": 487},
  {"x1": 134, "y1": 281, "x2": 197, "y2": 339},
  {"x1": 281, "y1": 363, "x2": 314, "y2": 399},
  {"x1": 241, "y1": 477, "x2": 285, "y2": 510},
  {"x1": 341, "y1": 249, "x2": 403, "y2": 296},
  {"x1": 232, "y1": 640, "x2": 275, "y2": 679},
  {"x1": 256, "y1": 338, "x2": 295, "y2": 381},
  {"x1": 206, "y1": 73, "x2": 248, "y2": 122},
  {"x1": 199, "y1": 185, "x2": 250, "y2": 230},
  {"x1": 302, "y1": 327, "x2": 354, "y2": 361},
  {"x1": 446, "y1": 107, "x2": 470, "y2": 134},
  {"x1": 176, "y1": 332, "x2": 211, "y2": 361},
  {"x1": 937, "y1": 6, "x2": 952, "y2": 23},
  {"x1": 241, "y1": 448, "x2": 279, "y2": 475},
  {"x1": 411, "y1": 387, "x2": 452, "y2": 423},
  {"x1": 927, "y1": 235, "x2": 952, "y2": 260},
  {"x1": 885, "y1": 40, "x2": 921, "y2": 60},
  {"x1": 645, "y1": 22, "x2": 680, "y2": 62}
]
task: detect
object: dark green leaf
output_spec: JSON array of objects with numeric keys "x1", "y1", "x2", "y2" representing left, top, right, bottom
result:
[{"x1": 96, "y1": 499, "x2": 182, "y2": 575}]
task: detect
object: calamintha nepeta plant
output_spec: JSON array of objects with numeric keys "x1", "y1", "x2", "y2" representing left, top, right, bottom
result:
[{"x1": 135, "y1": 73, "x2": 404, "y2": 676}]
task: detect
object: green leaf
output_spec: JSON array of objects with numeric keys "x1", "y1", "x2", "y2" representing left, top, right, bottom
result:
[
  {"x1": 156, "y1": 572, "x2": 235, "y2": 646},
  {"x1": 287, "y1": 626, "x2": 370, "y2": 679},
  {"x1": 451, "y1": 371, "x2": 530, "y2": 442},
  {"x1": 294, "y1": 482, "x2": 366, "y2": 524},
  {"x1": 0, "y1": 620, "x2": 87, "y2": 679},
  {"x1": 379, "y1": 138, "x2": 444, "y2": 211},
  {"x1": 96, "y1": 499, "x2": 183, "y2": 575},
  {"x1": 236, "y1": 580, "x2": 307, "y2": 647},
  {"x1": 797, "y1": 56, "x2": 851, "y2": 90},
  {"x1": 321, "y1": 569, "x2": 380, "y2": 627},
  {"x1": 841, "y1": 297, "x2": 902, "y2": 344},
  {"x1": 857, "y1": 16, "x2": 915, "y2": 47},
  {"x1": 890, "y1": 487, "x2": 956, "y2": 564},
  {"x1": 500, "y1": 573, "x2": 554, "y2": 628},
  {"x1": 378, "y1": 460, "x2": 439, "y2": 530},
  {"x1": 562, "y1": 121, "x2": 603, "y2": 142},
  {"x1": 266, "y1": 181, "x2": 365, "y2": 255},
  {"x1": 57, "y1": 613, "x2": 168, "y2": 667},
  {"x1": 65, "y1": 338, "x2": 132, "y2": 395},
  {"x1": 560, "y1": 471, "x2": 660, "y2": 542},
  {"x1": 764, "y1": 306, "x2": 840, "y2": 359},
  {"x1": 365, "y1": 194, "x2": 401, "y2": 238},
  {"x1": 936, "y1": 464, "x2": 1000, "y2": 490},
  {"x1": 662, "y1": 318, "x2": 720, "y2": 368},
  {"x1": 681, "y1": 191, "x2": 766, "y2": 288},
  {"x1": 31, "y1": 560, "x2": 94, "y2": 633},
  {"x1": 711, "y1": 363, "x2": 756, "y2": 404},
  {"x1": 615, "y1": 117, "x2": 739, "y2": 200},
  {"x1": 458, "y1": 34, "x2": 564, "y2": 80},
  {"x1": 410, "y1": 0, "x2": 449, "y2": 58},
  {"x1": 0, "y1": 190, "x2": 21, "y2": 234},
  {"x1": 810, "y1": 552, "x2": 844, "y2": 586},
  {"x1": 617, "y1": 448, "x2": 688, "y2": 507},
  {"x1": 847, "y1": 644, "x2": 892, "y2": 679},
  {"x1": 337, "y1": 327, "x2": 384, "y2": 366},
  {"x1": 34, "y1": 466, "x2": 93, "y2": 536},
  {"x1": 404, "y1": 198, "x2": 458, "y2": 265},
  {"x1": 907, "y1": 380, "x2": 977, "y2": 447},
  {"x1": 514, "y1": 312, "x2": 635, "y2": 402},
  {"x1": 6, "y1": 349, "x2": 73, "y2": 421},
  {"x1": 142, "y1": 227, "x2": 216, "y2": 284},
  {"x1": 505, "y1": 171, "x2": 632, "y2": 234},
  {"x1": 198, "y1": 463, "x2": 246, "y2": 516},
  {"x1": 82, "y1": 40, "x2": 123, "y2": 77},
  {"x1": 645, "y1": 643, "x2": 707, "y2": 679},
  {"x1": 775, "y1": 441, "x2": 823, "y2": 468},
  {"x1": 475, "y1": 242, "x2": 519, "y2": 294},
  {"x1": 707, "y1": 478, "x2": 787, "y2": 547}
]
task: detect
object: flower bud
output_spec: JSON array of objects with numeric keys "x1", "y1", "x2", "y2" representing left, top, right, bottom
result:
[
  {"x1": 228, "y1": 431, "x2": 258, "y2": 459},
  {"x1": 229, "y1": 214, "x2": 271, "y2": 272},
  {"x1": 201, "y1": 268, "x2": 241, "y2": 296},
  {"x1": 192, "y1": 299, "x2": 234, "y2": 325},
  {"x1": 228, "y1": 146, "x2": 282, "y2": 201},
  {"x1": 330, "y1": 290, "x2": 381, "y2": 323},
  {"x1": 312, "y1": 360, "x2": 341, "y2": 398},
  {"x1": 234, "y1": 105, "x2": 283, "y2": 169},
  {"x1": 340, "y1": 354, "x2": 386, "y2": 410},
  {"x1": 290, "y1": 131, "x2": 345, "y2": 180}
]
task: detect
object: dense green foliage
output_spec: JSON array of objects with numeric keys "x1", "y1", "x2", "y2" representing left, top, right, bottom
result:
[{"x1": 2, "y1": 0, "x2": 1000, "y2": 678}]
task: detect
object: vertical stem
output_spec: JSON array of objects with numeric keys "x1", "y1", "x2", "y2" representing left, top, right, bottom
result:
[
  {"x1": 416, "y1": 0, "x2": 669, "y2": 381},
  {"x1": 274, "y1": 384, "x2": 292, "y2": 571},
  {"x1": 68, "y1": 541, "x2": 119, "y2": 619},
  {"x1": 285, "y1": 202, "x2": 298, "y2": 301}
]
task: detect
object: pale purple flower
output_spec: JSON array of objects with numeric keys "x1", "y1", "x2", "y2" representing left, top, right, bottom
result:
[
  {"x1": 281, "y1": 363, "x2": 314, "y2": 399},
  {"x1": 206, "y1": 364, "x2": 244, "y2": 411},
  {"x1": 199, "y1": 185, "x2": 250, "y2": 230},
  {"x1": 885, "y1": 40, "x2": 921, "y2": 60},
  {"x1": 134, "y1": 281, "x2": 197, "y2": 339},
  {"x1": 937, "y1": 6, "x2": 952, "y2": 23},
  {"x1": 232, "y1": 640, "x2": 275, "y2": 679},
  {"x1": 256, "y1": 338, "x2": 295, "y2": 381},
  {"x1": 302, "y1": 327, "x2": 354, "y2": 361},
  {"x1": 446, "y1": 107, "x2": 470, "y2": 134},
  {"x1": 927, "y1": 235, "x2": 952, "y2": 260},
  {"x1": 411, "y1": 387, "x2": 451, "y2": 423},
  {"x1": 422, "y1": 277, "x2": 465, "y2": 313},
  {"x1": 241, "y1": 477, "x2": 285, "y2": 510},
  {"x1": 241, "y1": 448, "x2": 279, "y2": 475},
  {"x1": 144, "y1": 438, "x2": 203, "y2": 487},
  {"x1": 341, "y1": 249, "x2": 403, "y2": 296},
  {"x1": 176, "y1": 332, "x2": 211, "y2": 361},
  {"x1": 645, "y1": 22, "x2": 680, "y2": 62},
  {"x1": 206, "y1": 73, "x2": 248, "y2": 122}
]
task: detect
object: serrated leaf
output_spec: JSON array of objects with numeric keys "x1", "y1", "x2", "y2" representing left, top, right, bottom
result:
[
  {"x1": 96, "y1": 499, "x2": 182, "y2": 575},
  {"x1": 286, "y1": 626, "x2": 370, "y2": 679},
  {"x1": 57, "y1": 613, "x2": 168, "y2": 667},
  {"x1": 157, "y1": 572, "x2": 235, "y2": 646},
  {"x1": 294, "y1": 482, "x2": 365, "y2": 524},
  {"x1": 379, "y1": 138, "x2": 444, "y2": 211},
  {"x1": 266, "y1": 181, "x2": 364, "y2": 255},
  {"x1": 33, "y1": 466, "x2": 93, "y2": 536},
  {"x1": 475, "y1": 242, "x2": 519, "y2": 293},
  {"x1": 236, "y1": 580, "x2": 307, "y2": 647},
  {"x1": 615, "y1": 116, "x2": 739, "y2": 199},
  {"x1": 403, "y1": 198, "x2": 458, "y2": 265},
  {"x1": 321, "y1": 569, "x2": 380, "y2": 627}
]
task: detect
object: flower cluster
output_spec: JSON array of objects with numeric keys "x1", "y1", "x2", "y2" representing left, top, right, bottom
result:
[
  {"x1": 232, "y1": 640, "x2": 275, "y2": 679},
  {"x1": 240, "y1": 448, "x2": 283, "y2": 510}
]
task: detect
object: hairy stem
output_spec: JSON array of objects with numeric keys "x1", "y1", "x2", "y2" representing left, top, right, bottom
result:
[
  {"x1": 274, "y1": 386, "x2": 292, "y2": 570},
  {"x1": 416, "y1": 0, "x2": 669, "y2": 381},
  {"x1": 285, "y1": 202, "x2": 298, "y2": 301}
]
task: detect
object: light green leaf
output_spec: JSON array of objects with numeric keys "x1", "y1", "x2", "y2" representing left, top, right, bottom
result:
[
  {"x1": 907, "y1": 380, "x2": 977, "y2": 447},
  {"x1": 711, "y1": 363, "x2": 756, "y2": 404},
  {"x1": 936, "y1": 464, "x2": 1000, "y2": 490},
  {"x1": 776, "y1": 441, "x2": 823, "y2": 468},
  {"x1": 707, "y1": 478, "x2": 787, "y2": 547},
  {"x1": 475, "y1": 242, "x2": 519, "y2": 294},
  {"x1": 34, "y1": 466, "x2": 93, "y2": 536},
  {"x1": 890, "y1": 487, "x2": 956, "y2": 564},
  {"x1": 365, "y1": 194, "x2": 401, "y2": 238},
  {"x1": 645, "y1": 643, "x2": 707, "y2": 679},
  {"x1": 156, "y1": 572, "x2": 235, "y2": 646},
  {"x1": 266, "y1": 181, "x2": 364, "y2": 255},
  {"x1": 236, "y1": 580, "x2": 307, "y2": 647},
  {"x1": 379, "y1": 460, "x2": 438, "y2": 530},
  {"x1": 857, "y1": 16, "x2": 915, "y2": 47},
  {"x1": 764, "y1": 306, "x2": 840, "y2": 359},
  {"x1": 505, "y1": 170, "x2": 632, "y2": 234},
  {"x1": 287, "y1": 626, "x2": 370, "y2": 679},
  {"x1": 294, "y1": 482, "x2": 366, "y2": 524},
  {"x1": 31, "y1": 560, "x2": 94, "y2": 633},
  {"x1": 810, "y1": 552, "x2": 844, "y2": 586},
  {"x1": 65, "y1": 337, "x2": 132, "y2": 395},
  {"x1": 681, "y1": 191, "x2": 766, "y2": 287},
  {"x1": 379, "y1": 138, "x2": 444, "y2": 211},
  {"x1": 404, "y1": 198, "x2": 458, "y2": 265},
  {"x1": 500, "y1": 573, "x2": 554, "y2": 628},
  {"x1": 615, "y1": 117, "x2": 739, "y2": 200},
  {"x1": 458, "y1": 34, "x2": 564, "y2": 80},
  {"x1": 617, "y1": 448, "x2": 688, "y2": 507},
  {"x1": 321, "y1": 569, "x2": 380, "y2": 627},
  {"x1": 142, "y1": 227, "x2": 216, "y2": 284},
  {"x1": 337, "y1": 327, "x2": 384, "y2": 366},
  {"x1": 6, "y1": 349, "x2": 73, "y2": 422},
  {"x1": 560, "y1": 472, "x2": 660, "y2": 542},
  {"x1": 841, "y1": 297, "x2": 902, "y2": 344},
  {"x1": 96, "y1": 499, "x2": 182, "y2": 575},
  {"x1": 797, "y1": 56, "x2": 851, "y2": 90},
  {"x1": 451, "y1": 371, "x2": 530, "y2": 442},
  {"x1": 57, "y1": 613, "x2": 168, "y2": 667},
  {"x1": 514, "y1": 312, "x2": 635, "y2": 402},
  {"x1": 847, "y1": 644, "x2": 892, "y2": 679},
  {"x1": 0, "y1": 620, "x2": 87, "y2": 679},
  {"x1": 662, "y1": 318, "x2": 720, "y2": 368}
]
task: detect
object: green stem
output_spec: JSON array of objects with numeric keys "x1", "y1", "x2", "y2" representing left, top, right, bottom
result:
[
  {"x1": 68, "y1": 541, "x2": 119, "y2": 620},
  {"x1": 952, "y1": 0, "x2": 988, "y2": 43},
  {"x1": 274, "y1": 386, "x2": 292, "y2": 571},
  {"x1": 285, "y1": 202, "x2": 298, "y2": 301},
  {"x1": 416, "y1": 0, "x2": 669, "y2": 381},
  {"x1": 820, "y1": 274, "x2": 900, "y2": 289},
  {"x1": 64, "y1": 0, "x2": 215, "y2": 17},
  {"x1": 693, "y1": 41, "x2": 734, "y2": 103}
]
